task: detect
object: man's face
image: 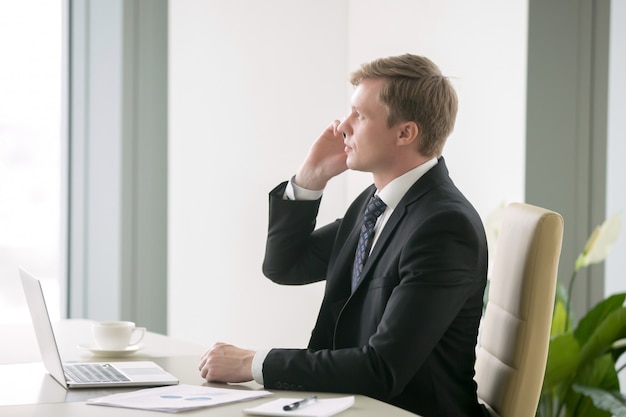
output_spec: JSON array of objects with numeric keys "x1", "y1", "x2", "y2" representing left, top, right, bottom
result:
[{"x1": 339, "y1": 78, "x2": 399, "y2": 174}]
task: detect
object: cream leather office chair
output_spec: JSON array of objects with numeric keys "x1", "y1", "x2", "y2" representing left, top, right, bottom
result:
[{"x1": 475, "y1": 203, "x2": 564, "y2": 417}]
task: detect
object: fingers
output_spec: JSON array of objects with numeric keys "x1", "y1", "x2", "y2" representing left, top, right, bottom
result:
[
  {"x1": 198, "y1": 342, "x2": 224, "y2": 370},
  {"x1": 198, "y1": 342, "x2": 254, "y2": 383},
  {"x1": 198, "y1": 342, "x2": 225, "y2": 378},
  {"x1": 330, "y1": 119, "x2": 344, "y2": 138}
]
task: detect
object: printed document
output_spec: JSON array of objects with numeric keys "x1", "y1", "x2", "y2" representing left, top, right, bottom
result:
[{"x1": 87, "y1": 384, "x2": 272, "y2": 413}]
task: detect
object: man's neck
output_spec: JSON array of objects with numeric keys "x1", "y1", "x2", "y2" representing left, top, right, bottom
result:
[{"x1": 373, "y1": 155, "x2": 435, "y2": 191}]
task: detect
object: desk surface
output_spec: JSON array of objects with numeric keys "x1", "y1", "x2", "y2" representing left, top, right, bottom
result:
[{"x1": 0, "y1": 320, "x2": 417, "y2": 416}]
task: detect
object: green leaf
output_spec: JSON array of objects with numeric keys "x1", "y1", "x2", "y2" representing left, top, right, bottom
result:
[
  {"x1": 566, "y1": 396, "x2": 611, "y2": 417},
  {"x1": 562, "y1": 355, "x2": 617, "y2": 417},
  {"x1": 576, "y1": 354, "x2": 619, "y2": 390},
  {"x1": 579, "y1": 307, "x2": 626, "y2": 368},
  {"x1": 553, "y1": 299, "x2": 570, "y2": 335},
  {"x1": 572, "y1": 384, "x2": 626, "y2": 417},
  {"x1": 575, "y1": 293, "x2": 626, "y2": 344},
  {"x1": 543, "y1": 332, "x2": 580, "y2": 394}
]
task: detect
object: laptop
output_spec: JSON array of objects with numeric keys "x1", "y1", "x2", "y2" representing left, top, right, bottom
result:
[{"x1": 19, "y1": 268, "x2": 179, "y2": 389}]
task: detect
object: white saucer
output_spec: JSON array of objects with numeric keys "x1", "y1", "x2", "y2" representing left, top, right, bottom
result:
[{"x1": 77, "y1": 344, "x2": 141, "y2": 357}]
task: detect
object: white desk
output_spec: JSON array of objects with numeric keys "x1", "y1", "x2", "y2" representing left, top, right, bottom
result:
[{"x1": 0, "y1": 320, "x2": 417, "y2": 416}]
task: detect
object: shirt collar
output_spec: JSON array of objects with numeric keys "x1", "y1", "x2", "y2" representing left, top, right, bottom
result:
[{"x1": 376, "y1": 157, "x2": 438, "y2": 209}]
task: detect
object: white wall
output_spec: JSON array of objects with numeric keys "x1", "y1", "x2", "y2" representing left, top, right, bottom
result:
[{"x1": 169, "y1": 0, "x2": 528, "y2": 349}]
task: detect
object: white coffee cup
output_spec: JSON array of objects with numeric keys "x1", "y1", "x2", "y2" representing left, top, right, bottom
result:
[{"x1": 92, "y1": 321, "x2": 146, "y2": 351}]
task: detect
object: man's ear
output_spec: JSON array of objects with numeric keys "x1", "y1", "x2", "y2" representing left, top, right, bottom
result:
[{"x1": 397, "y1": 121, "x2": 419, "y2": 146}]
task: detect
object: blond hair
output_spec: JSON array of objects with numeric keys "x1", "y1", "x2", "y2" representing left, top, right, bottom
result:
[{"x1": 350, "y1": 54, "x2": 458, "y2": 157}]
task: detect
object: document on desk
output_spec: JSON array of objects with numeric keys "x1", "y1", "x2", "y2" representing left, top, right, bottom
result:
[
  {"x1": 87, "y1": 384, "x2": 272, "y2": 413},
  {"x1": 243, "y1": 396, "x2": 355, "y2": 417}
]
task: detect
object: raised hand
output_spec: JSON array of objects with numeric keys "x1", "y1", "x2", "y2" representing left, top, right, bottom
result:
[{"x1": 294, "y1": 120, "x2": 348, "y2": 191}]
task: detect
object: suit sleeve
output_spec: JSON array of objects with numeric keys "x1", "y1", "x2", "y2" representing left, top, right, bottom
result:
[{"x1": 262, "y1": 182, "x2": 340, "y2": 285}]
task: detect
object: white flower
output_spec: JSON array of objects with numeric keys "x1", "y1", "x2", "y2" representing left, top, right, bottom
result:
[
  {"x1": 613, "y1": 338, "x2": 626, "y2": 350},
  {"x1": 575, "y1": 212, "x2": 622, "y2": 272},
  {"x1": 485, "y1": 202, "x2": 506, "y2": 255}
]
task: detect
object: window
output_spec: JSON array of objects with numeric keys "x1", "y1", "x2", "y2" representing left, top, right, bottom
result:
[{"x1": 0, "y1": 0, "x2": 64, "y2": 323}]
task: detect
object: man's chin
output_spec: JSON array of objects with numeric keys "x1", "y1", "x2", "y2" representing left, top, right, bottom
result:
[
  {"x1": 346, "y1": 163, "x2": 366, "y2": 173},
  {"x1": 345, "y1": 158, "x2": 359, "y2": 171}
]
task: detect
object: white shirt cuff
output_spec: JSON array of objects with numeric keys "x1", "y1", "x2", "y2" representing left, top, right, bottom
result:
[
  {"x1": 252, "y1": 348, "x2": 271, "y2": 385},
  {"x1": 284, "y1": 176, "x2": 324, "y2": 201}
]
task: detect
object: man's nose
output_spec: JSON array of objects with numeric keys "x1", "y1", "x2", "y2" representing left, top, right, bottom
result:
[{"x1": 337, "y1": 119, "x2": 349, "y2": 138}]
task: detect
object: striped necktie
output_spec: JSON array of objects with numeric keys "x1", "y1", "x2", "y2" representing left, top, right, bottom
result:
[{"x1": 351, "y1": 195, "x2": 387, "y2": 292}]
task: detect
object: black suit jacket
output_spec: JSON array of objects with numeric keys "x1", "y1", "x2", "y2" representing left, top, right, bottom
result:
[{"x1": 261, "y1": 158, "x2": 488, "y2": 417}]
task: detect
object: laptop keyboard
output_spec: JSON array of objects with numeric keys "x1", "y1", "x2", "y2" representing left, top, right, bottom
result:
[{"x1": 64, "y1": 363, "x2": 130, "y2": 383}]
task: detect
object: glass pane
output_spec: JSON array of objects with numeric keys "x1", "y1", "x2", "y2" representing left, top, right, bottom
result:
[{"x1": 0, "y1": 0, "x2": 64, "y2": 323}]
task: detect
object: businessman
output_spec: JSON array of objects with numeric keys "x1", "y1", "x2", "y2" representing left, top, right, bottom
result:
[{"x1": 199, "y1": 54, "x2": 489, "y2": 417}]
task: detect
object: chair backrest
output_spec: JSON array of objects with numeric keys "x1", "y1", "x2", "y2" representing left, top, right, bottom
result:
[{"x1": 475, "y1": 202, "x2": 564, "y2": 417}]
